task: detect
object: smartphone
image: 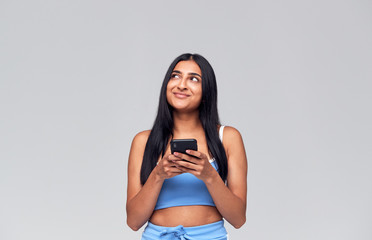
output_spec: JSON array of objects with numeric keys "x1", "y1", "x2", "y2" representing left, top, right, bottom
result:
[{"x1": 170, "y1": 139, "x2": 198, "y2": 157}]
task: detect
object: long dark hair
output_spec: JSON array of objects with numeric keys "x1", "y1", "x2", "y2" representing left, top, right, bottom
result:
[{"x1": 140, "y1": 53, "x2": 228, "y2": 185}]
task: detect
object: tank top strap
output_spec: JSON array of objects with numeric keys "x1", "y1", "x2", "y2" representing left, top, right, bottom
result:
[{"x1": 219, "y1": 125, "x2": 225, "y2": 143}]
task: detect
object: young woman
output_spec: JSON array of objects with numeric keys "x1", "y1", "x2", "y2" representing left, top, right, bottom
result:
[{"x1": 126, "y1": 53, "x2": 247, "y2": 240}]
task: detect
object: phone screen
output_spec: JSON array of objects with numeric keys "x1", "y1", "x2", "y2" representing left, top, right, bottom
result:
[{"x1": 170, "y1": 139, "x2": 198, "y2": 155}]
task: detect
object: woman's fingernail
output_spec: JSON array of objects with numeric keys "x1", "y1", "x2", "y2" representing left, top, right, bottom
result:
[{"x1": 186, "y1": 150, "x2": 190, "y2": 154}]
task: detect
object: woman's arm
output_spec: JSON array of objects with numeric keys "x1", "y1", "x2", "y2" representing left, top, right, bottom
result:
[
  {"x1": 173, "y1": 126, "x2": 248, "y2": 228},
  {"x1": 206, "y1": 126, "x2": 247, "y2": 228},
  {"x1": 126, "y1": 131, "x2": 163, "y2": 231},
  {"x1": 126, "y1": 131, "x2": 184, "y2": 231}
]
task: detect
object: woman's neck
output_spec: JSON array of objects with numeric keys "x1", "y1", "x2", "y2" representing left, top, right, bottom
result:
[{"x1": 172, "y1": 110, "x2": 203, "y2": 134}]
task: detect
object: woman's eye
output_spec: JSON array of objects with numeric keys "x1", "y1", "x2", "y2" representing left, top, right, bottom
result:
[
  {"x1": 171, "y1": 74, "x2": 180, "y2": 79},
  {"x1": 191, "y1": 77, "x2": 199, "y2": 82}
]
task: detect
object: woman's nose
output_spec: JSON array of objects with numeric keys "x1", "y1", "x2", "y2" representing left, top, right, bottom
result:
[{"x1": 177, "y1": 77, "x2": 187, "y2": 89}]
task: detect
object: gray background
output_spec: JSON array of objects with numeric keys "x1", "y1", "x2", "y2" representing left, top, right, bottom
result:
[{"x1": 1, "y1": 0, "x2": 371, "y2": 239}]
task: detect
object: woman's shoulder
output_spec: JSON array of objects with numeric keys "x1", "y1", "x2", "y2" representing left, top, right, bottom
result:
[
  {"x1": 220, "y1": 125, "x2": 244, "y2": 154},
  {"x1": 134, "y1": 129, "x2": 151, "y2": 139},
  {"x1": 221, "y1": 125, "x2": 243, "y2": 141},
  {"x1": 131, "y1": 130, "x2": 151, "y2": 148}
]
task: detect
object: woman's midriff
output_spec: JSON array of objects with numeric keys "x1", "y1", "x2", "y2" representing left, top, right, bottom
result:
[{"x1": 149, "y1": 205, "x2": 222, "y2": 227}]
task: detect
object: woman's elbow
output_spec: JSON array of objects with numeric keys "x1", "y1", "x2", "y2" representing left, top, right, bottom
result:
[
  {"x1": 233, "y1": 216, "x2": 246, "y2": 229},
  {"x1": 126, "y1": 217, "x2": 142, "y2": 231}
]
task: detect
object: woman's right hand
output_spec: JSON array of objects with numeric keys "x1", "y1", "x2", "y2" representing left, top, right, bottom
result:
[{"x1": 155, "y1": 153, "x2": 184, "y2": 180}]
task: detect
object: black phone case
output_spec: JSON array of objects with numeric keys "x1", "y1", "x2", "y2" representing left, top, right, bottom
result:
[{"x1": 170, "y1": 139, "x2": 198, "y2": 155}]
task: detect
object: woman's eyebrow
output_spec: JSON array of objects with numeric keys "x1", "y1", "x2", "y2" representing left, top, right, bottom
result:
[
  {"x1": 189, "y1": 72, "x2": 202, "y2": 78},
  {"x1": 172, "y1": 70, "x2": 202, "y2": 78}
]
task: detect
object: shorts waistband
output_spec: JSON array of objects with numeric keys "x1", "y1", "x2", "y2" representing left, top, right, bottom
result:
[
  {"x1": 143, "y1": 220, "x2": 227, "y2": 239},
  {"x1": 147, "y1": 219, "x2": 224, "y2": 232}
]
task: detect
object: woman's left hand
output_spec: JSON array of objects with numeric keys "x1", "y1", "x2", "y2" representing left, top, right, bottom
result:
[{"x1": 172, "y1": 150, "x2": 217, "y2": 182}]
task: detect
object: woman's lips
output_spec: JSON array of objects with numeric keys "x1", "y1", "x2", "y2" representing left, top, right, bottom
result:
[{"x1": 174, "y1": 93, "x2": 190, "y2": 99}]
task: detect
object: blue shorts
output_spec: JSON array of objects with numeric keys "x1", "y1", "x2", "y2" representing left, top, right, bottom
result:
[{"x1": 141, "y1": 220, "x2": 228, "y2": 240}]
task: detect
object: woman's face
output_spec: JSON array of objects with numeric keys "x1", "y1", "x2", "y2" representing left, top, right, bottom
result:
[{"x1": 166, "y1": 60, "x2": 203, "y2": 113}]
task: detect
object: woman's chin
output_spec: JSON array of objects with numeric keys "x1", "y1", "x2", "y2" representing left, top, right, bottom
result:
[{"x1": 172, "y1": 106, "x2": 198, "y2": 113}]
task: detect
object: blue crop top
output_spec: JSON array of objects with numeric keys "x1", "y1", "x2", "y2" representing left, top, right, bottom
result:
[{"x1": 154, "y1": 126, "x2": 225, "y2": 210}]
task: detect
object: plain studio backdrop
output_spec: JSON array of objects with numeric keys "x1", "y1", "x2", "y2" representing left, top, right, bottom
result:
[{"x1": 1, "y1": 0, "x2": 371, "y2": 239}]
